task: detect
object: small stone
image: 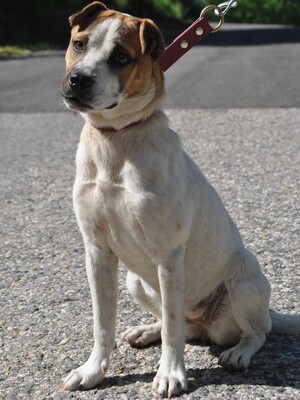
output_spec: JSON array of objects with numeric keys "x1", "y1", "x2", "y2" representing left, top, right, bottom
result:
[{"x1": 59, "y1": 338, "x2": 69, "y2": 345}]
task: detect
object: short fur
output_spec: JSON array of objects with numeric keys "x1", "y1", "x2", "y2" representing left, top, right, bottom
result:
[{"x1": 61, "y1": 2, "x2": 300, "y2": 397}]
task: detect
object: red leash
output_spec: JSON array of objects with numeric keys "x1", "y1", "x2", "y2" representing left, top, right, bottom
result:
[
  {"x1": 158, "y1": 17, "x2": 214, "y2": 72},
  {"x1": 158, "y1": 2, "x2": 237, "y2": 72}
]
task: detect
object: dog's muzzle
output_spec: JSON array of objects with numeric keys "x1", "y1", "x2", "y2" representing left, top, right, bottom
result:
[
  {"x1": 60, "y1": 70, "x2": 95, "y2": 111},
  {"x1": 60, "y1": 70, "x2": 119, "y2": 112},
  {"x1": 69, "y1": 72, "x2": 95, "y2": 93}
]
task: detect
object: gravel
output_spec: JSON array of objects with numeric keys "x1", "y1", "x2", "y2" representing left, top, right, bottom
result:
[{"x1": 0, "y1": 109, "x2": 299, "y2": 399}]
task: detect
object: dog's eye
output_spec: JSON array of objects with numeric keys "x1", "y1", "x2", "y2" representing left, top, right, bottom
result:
[
  {"x1": 115, "y1": 53, "x2": 129, "y2": 65},
  {"x1": 73, "y1": 40, "x2": 86, "y2": 52},
  {"x1": 109, "y1": 46, "x2": 134, "y2": 68}
]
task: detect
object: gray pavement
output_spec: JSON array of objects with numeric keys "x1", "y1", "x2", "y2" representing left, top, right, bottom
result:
[
  {"x1": 1, "y1": 43, "x2": 300, "y2": 400},
  {"x1": 165, "y1": 44, "x2": 300, "y2": 108},
  {"x1": 1, "y1": 44, "x2": 300, "y2": 111}
]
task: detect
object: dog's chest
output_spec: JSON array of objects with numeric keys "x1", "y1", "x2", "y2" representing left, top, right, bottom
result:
[
  {"x1": 73, "y1": 127, "x2": 190, "y2": 276},
  {"x1": 75, "y1": 177, "x2": 148, "y2": 251},
  {"x1": 73, "y1": 149, "x2": 160, "y2": 276}
]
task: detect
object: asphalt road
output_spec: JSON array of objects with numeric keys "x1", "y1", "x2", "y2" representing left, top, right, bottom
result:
[
  {"x1": 1, "y1": 44, "x2": 300, "y2": 399},
  {"x1": 0, "y1": 43, "x2": 300, "y2": 111}
]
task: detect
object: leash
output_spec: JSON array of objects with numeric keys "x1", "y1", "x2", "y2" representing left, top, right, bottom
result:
[{"x1": 158, "y1": 0, "x2": 238, "y2": 72}]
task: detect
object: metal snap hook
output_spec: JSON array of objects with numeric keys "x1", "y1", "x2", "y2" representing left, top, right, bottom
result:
[{"x1": 215, "y1": 0, "x2": 238, "y2": 17}]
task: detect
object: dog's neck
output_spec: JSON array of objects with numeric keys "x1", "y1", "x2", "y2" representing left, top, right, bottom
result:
[
  {"x1": 77, "y1": 110, "x2": 168, "y2": 184},
  {"x1": 89, "y1": 118, "x2": 144, "y2": 133},
  {"x1": 82, "y1": 98, "x2": 162, "y2": 132}
]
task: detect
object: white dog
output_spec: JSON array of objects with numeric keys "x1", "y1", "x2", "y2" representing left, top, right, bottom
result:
[{"x1": 60, "y1": 2, "x2": 300, "y2": 397}]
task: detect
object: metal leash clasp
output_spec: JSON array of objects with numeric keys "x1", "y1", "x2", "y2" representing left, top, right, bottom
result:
[
  {"x1": 158, "y1": 1, "x2": 239, "y2": 71},
  {"x1": 200, "y1": 0, "x2": 237, "y2": 33},
  {"x1": 215, "y1": 0, "x2": 238, "y2": 17}
]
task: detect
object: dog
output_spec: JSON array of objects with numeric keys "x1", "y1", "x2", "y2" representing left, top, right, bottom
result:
[{"x1": 60, "y1": 2, "x2": 300, "y2": 397}]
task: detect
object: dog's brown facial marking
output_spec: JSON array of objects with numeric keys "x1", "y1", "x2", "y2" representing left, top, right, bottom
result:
[
  {"x1": 113, "y1": 17, "x2": 165, "y2": 100},
  {"x1": 68, "y1": 1, "x2": 108, "y2": 29},
  {"x1": 60, "y1": 2, "x2": 165, "y2": 122}
]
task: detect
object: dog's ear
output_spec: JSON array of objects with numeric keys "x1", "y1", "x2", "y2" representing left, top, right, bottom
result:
[
  {"x1": 69, "y1": 1, "x2": 108, "y2": 27},
  {"x1": 139, "y1": 19, "x2": 165, "y2": 60}
]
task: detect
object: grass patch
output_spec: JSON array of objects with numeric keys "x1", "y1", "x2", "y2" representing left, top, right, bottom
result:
[
  {"x1": 0, "y1": 46, "x2": 32, "y2": 58},
  {"x1": 0, "y1": 43, "x2": 51, "y2": 58}
]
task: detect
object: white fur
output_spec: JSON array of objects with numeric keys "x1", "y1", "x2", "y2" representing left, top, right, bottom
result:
[
  {"x1": 63, "y1": 15, "x2": 300, "y2": 399},
  {"x1": 74, "y1": 19, "x2": 122, "y2": 110}
]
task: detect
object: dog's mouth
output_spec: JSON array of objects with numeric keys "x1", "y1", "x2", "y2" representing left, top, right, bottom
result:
[
  {"x1": 60, "y1": 91, "x2": 118, "y2": 112},
  {"x1": 105, "y1": 102, "x2": 118, "y2": 110},
  {"x1": 60, "y1": 92, "x2": 94, "y2": 111}
]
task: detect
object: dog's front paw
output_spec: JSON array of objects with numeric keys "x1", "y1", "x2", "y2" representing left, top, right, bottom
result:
[
  {"x1": 152, "y1": 358, "x2": 188, "y2": 398},
  {"x1": 64, "y1": 355, "x2": 109, "y2": 391}
]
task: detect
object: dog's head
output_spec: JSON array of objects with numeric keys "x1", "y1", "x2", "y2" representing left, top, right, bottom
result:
[{"x1": 60, "y1": 1, "x2": 165, "y2": 127}]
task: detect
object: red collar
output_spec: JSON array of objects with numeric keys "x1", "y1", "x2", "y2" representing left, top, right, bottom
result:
[{"x1": 90, "y1": 119, "x2": 143, "y2": 132}]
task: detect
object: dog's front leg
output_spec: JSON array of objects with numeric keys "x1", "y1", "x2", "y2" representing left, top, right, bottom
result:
[
  {"x1": 152, "y1": 247, "x2": 187, "y2": 398},
  {"x1": 64, "y1": 243, "x2": 118, "y2": 391}
]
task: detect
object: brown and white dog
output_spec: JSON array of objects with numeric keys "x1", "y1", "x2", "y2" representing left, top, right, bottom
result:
[{"x1": 60, "y1": 2, "x2": 300, "y2": 397}]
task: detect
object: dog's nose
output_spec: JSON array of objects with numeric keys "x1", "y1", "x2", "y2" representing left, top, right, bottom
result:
[{"x1": 69, "y1": 73, "x2": 94, "y2": 91}]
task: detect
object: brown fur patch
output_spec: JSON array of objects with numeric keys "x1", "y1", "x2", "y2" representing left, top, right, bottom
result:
[
  {"x1": 69, "y1": 2, "x2": 108, "y2": 28},
  {"x1": 139, "y1": 19, "x2": 165, "y2": 59},
  {"x1": 112, "y1": 17, "x2": 164, "y2": 101}
]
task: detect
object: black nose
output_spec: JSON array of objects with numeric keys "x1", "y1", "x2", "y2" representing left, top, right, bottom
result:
[{"x1": 69, "y1": 73, "x2": 94, "y2": 91}]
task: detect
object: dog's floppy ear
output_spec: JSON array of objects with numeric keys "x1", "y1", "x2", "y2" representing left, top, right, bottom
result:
[
  {"x1": 139, "y1": 19, "x2": 165, "y2": 60},
  {"x1": 69, "y1": 1, "x2": 108, "y2": 27}
]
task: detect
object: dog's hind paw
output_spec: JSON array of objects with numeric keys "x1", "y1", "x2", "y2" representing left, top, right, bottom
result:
[
  {"x1": 218, "y1": 347, "x2": 251, "y2": 371},
  {"x1": 122, "y1": 321, "x2": 161, "y2": 347}
]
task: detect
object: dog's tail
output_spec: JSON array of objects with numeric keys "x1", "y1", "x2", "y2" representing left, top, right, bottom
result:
[{"x1": 270, "y1": 310, "x2": 300, "y2": 335}]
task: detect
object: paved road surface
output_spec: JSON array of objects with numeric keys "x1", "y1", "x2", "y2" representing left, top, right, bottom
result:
[
  {"x1": 0, "y1": 44, "x2": 300, "y2": 111},
  {"x1": 1, "y1": 44, "x2": 299, "y2": 399}
]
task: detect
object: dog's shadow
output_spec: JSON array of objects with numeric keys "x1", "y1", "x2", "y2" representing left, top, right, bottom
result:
[{"x1": 96, "y1": 333, "x2": 300, "y2": 395}]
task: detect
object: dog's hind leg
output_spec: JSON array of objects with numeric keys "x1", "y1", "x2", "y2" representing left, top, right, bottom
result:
[
  {"x1": 122, "y1": 271, "x2": 162, "y2": 347},
  {"x1": 219, "y1": 250, "x2": 272, "y2": 371}
]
